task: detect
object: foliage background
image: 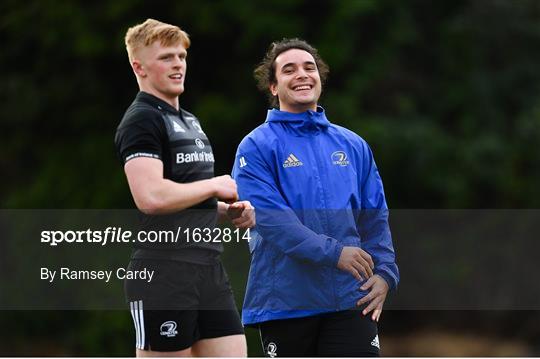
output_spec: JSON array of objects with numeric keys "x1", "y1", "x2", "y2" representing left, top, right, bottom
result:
[{"x1": 1, "y1": 0, "x2": 539, "y2": 356}]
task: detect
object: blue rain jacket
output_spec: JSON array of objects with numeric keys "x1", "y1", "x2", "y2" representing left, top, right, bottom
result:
[{"x1": 232, "y1": 107, "x2": 399, "y2": 325}]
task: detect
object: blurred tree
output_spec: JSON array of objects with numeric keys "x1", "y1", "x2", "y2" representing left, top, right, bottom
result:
[{"x1": 1, "y1": 0, "x2": 539, "y2": 356}]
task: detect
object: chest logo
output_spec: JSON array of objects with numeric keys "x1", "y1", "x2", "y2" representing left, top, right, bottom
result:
[
  {"x1": 195, "y1": 138, "x2": 205, "y2": 149},
  {"x1": 331, "y1": 151, "x2": 350, "y2": 166},
  {"x1": 191, "y1": 120, "x2": 205, "y2": 134},
  {"x1": 171, "y1": 119, "x2": 186, "y2": 133},
  {"x1": 283, "y1": 153, "x2": 303, "y2": 168}
]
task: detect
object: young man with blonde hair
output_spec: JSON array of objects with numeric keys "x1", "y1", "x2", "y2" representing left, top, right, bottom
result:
[{"x1": 115, "y1": 19, "x2": 253, "y2": 357}]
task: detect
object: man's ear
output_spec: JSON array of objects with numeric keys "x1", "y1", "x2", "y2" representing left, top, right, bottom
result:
[
  {"x1": 270, "y1": 83, "x2": 278, "y2": 96},
  {"x1": 132, "y1": 60, "x2": 146, "y2": 77}
]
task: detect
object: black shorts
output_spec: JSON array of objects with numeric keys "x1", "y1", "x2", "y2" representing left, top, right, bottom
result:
[
  {"x1": 258, "y1": 309, "x2": 380, "y2": 357},
  {"x1": 125, "y1": 259, "x2": 244, "y2": 351}
]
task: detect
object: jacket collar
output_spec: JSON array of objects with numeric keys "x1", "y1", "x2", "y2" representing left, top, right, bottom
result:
[{"x1": 265, "y1": 106, "x2": 330, "y2": 132}]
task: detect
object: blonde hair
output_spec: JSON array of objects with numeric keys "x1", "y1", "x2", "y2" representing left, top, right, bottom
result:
[{"x1": 125, "y1": 19, "x2": 190, "y2": 62}]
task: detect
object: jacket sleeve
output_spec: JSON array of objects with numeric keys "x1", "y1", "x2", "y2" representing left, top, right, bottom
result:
[
  {"x1": 232, "y1": 138, "x2": 343, "y2": 267},
  {"x1": 357, "y1": 142, "x2": 400, "y2": 290}
]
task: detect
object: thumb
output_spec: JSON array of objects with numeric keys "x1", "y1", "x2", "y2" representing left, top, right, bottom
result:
[
  {"x1": 231, "y1": 202, "x2": 246, "y2": 210},
  {"x1": 227, "y1": 202, "x2": 243, "y2": 218},
  {"x1": 228, "y1": 202, "x2": 243, "y2": 210}
]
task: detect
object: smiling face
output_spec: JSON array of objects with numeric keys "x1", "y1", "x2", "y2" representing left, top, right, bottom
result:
[
  {"x1": 270, "y1": 48, "x2": 322, "y2": 113},
  {"x1": 132, "y1": 41, "x2": 187, "y2": 109}
]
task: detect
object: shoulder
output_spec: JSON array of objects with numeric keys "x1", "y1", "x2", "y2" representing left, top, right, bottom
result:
[
  {"x1": 114, "y1": 100, "x2": 167, "y2": 149},
  {"x1": 238, "y1": 122, "x2": 278, "y2": 154},
  {"x1": 118, "y1": 100, "x2": 163, "y2": 131}
]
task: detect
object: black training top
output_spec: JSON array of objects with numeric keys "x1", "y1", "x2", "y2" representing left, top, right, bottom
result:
[{"x1": 115, "y1": 91, "x2": 222, "y2": 263}]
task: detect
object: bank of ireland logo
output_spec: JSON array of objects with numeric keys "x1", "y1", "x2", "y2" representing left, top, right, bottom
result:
[
  {"x1": 266, "y1": 342, "x2": 277, "y2": 358},
  {"x1": 331, "y1": 151, "x2": 350, "y2": 166},
  {"x1": 160, "y1": 321, "x2": 178, "y2": 337},
  {"x1": 195, "y1": 138, "x2": 205, "y2": 149}
]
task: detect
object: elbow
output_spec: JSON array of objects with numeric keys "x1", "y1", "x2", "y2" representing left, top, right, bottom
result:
[{"x1": 134, "y1": 196, "x2": 167, "y2": 215}]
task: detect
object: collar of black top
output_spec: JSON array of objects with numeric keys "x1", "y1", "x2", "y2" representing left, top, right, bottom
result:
[{"x1": 136, "y1": 91, "x2": 179, "y2": 114}]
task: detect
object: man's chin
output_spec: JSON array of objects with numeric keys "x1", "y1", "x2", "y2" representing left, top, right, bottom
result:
[
  {"x1": 292, "y1": 94, "x2": 317, "y2": 102},
  {"x1": 293, "y1": 99, "x2": 317, "y2": 108},
  {"x1": 169, "y1": 87, "x2": 184, "y2": 97}
]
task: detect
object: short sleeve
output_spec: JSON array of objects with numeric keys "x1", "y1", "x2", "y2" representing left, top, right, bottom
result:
[{"x1": 114, "y1": 109, "x2": 165, "y2": 164}]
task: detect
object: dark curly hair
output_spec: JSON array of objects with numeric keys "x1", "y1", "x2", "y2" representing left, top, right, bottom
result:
[{"x1": 254, "y1": 38, "x2": 329, "y2": 108}]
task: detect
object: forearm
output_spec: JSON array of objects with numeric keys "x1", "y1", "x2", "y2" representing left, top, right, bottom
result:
[
  {"x1": 256, "y1": 208, "x2": 343, "y2": 266},
  {"x1": 134, "y1": 178, "x2": 216, "y2": 214},
  {"x1": 359, "y1": 210, "x2": 399, "y2": 290}
]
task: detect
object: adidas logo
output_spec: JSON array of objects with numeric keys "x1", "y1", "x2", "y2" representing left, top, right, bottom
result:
[
  {"x1": 171, "y1": 119, "x2": 185, "y2": 133},
  {"x1": 173, "y1": 121, "x2": 185, "y2": 132},
  {"x1": 371, "y1": 335, "x2": 380, "y2": 349},
  {"x1": 282, "y1": 153, "x2": 303, "y2": 168}
]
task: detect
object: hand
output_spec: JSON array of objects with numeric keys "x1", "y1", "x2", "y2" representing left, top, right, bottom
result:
[
  {"x1": 356, "y1": 274, "x2": 389, "y2": 322},
  {"x1": 211, "y1": 175, "x2": 238, "y2": 203},
  {"x1": 227, "y1": 201, "x2": 256, "y2": 229},
  {"x1": 337, "y1": 246, "x2": 374, "y2": 281}
]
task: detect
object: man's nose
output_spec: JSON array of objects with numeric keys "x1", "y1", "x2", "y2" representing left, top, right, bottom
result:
[
  {"x1": 172, "y1": 56, "x2": 183, "y2": 67},
  {"x1": 296, "y1": 68, "x2": 308, "y2": 79}
]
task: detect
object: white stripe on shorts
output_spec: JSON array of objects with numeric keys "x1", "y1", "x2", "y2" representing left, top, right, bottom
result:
[
  {"x1": 138, "y1": 300, "x2": 145, "y2": 350},
  {"x1": 130, "y1": 300, "x2": 141, "y2": 349}
]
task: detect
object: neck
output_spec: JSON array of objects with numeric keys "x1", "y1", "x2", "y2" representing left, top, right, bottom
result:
[
  {"x1": 279, "y1": 103, "x2": 317, "y2": 113},
  {"x1": 139, "y1": 85, "x2": 180, "y2": 110}
]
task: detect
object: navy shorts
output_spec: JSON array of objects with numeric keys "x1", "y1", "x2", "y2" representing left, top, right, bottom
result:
[
  {"x1": 126, "y1": 259, "x2": 244, "y2": 351},
  {"x1": 258, "y1": 308, "x2": 380, "y2": 357}
]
